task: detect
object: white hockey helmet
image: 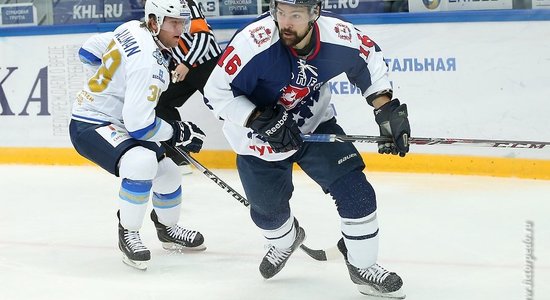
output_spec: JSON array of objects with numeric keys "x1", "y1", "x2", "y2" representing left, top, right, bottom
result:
[{"x1": 145, "y1": 0, "x2": 191, "y2": 36}]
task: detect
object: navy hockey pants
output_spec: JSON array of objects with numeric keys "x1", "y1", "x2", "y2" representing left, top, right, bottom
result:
[
  {"x1": 69, "y1": 120, "x2": 165, "y2": 176},
  {"x1": 237, "y1": 118, "x2": 370, "y2": 230}
]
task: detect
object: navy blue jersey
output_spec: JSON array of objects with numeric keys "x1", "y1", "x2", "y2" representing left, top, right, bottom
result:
[{"x1": 204, "y1": 12, "x2": 391, "y2": 161}]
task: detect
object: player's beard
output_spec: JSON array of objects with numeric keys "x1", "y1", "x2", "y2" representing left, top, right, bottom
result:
[{"x1": 279, "y1": 27, "x2": 308, "y2": 48}]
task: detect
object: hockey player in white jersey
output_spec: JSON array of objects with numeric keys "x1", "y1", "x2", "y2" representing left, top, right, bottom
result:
[
  {"x1": 204, "y1": 0, "x2": 409, "y2": 297},
  {"x1": 77, "y1": 1, "x2": 223, "y2": 174},
  {"x1": 69, "y1": 0, "x2": 207, "y2": 270}
]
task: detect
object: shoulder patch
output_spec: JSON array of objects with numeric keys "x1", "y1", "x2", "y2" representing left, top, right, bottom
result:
[
  {"x1": 334, "y1": 23, "x2": 352, "y2": 42},
  {"x1": 152, "y1": 49, "x2": 170, "y2": 68},
  {"x1": 249, "y1": 25, "x2": 272, "y2": 47}
]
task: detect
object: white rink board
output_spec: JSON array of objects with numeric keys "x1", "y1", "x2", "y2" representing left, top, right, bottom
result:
[{"x1": 1, "y1": 21, "x2": 549, "y2": 159}]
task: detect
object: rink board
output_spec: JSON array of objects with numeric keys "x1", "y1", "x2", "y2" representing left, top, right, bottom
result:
[{"x1": 1, "y1": 17, "x2": 549, "y2": 178}]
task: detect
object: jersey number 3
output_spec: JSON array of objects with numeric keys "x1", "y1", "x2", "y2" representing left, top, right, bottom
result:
[
  {"x1": 88, "y1": 40, "x2": 121, "y2": 93},
  {"x1": 217, "y1": 46, "x2": 241, "y2": 75},
  {"x1": 88, "y1": 40, "x2": 160, "y2": 102}
]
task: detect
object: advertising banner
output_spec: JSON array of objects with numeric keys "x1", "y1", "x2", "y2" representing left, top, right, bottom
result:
[
  {"x1": 533, "y1": 0, "x2": 550, "y2": 9},
  {"x1": 51, "y1": 0, "x2": 224, "y2": 24},
  {"x1": 52, "y1": 0, "x2": 144, "y2": 24},
  {"x1": 0, "y1": 34, "x2": 91, "y2": 147},
  {"x1": 409, "y1": 0, "x2": 513, "y2": 12},
  {"x1": 196, "y1": 0, "x2": 221, "y2": 17},
  {"x1": 1, "y1": 21, "x2": 550, "y2": 160},
  {"x1": 218, "y1": 0, "x2": 260, "y2": 16},
  {"x1": 0, "y1": 3, "x2": 37, "y2": 26},
  {"x1": 320, "y1": 0, "x2": 387, "y2": 13}
]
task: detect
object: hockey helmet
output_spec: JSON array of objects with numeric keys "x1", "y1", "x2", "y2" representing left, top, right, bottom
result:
[
  {"x1": 145, "y1": 0, "x2": 191, "y2": 36},
  {"x1": 269, "y1": 0, "x2": 322, "y2": 23}
]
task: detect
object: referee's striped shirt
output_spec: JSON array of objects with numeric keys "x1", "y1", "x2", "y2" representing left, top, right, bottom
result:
[{"x1": 171, "y1": 0, "x2": 222, "y2": 68}]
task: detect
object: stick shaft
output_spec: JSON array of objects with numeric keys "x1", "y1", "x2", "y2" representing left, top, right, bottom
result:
[
  {"x1": 301, "y1": 134, "x2": 550, "y2": 149},
  {"x1": 162, "y1": 142, "x2": 249, "y2": 207}
]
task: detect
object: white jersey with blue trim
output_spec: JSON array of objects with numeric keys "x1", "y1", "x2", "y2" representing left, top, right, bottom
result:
[
  {"x1": 71, "y1": 20, "x2": 173, "y2": 142},
  {"x1": 204, "y1": 12, "x2": 392, "y2": 161},
  {"x1": 78, "y1": 31, "x2": 114, "y2": 74}
]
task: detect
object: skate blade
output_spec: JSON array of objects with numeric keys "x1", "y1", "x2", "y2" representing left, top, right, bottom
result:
[
  {"x1": 357, "y1": 285, "x2": 405, "y2": 299},
  {"x1": 162, "y1": 242, "x2": 206, "y2": 252},
  {"x1": 122, "y1": 255, "x2": 148, "y2": 270}
]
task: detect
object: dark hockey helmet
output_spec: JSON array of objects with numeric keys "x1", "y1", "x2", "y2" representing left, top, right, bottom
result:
[{"x1": 269, "y1": 0, "x2": 322, "y2": 23}]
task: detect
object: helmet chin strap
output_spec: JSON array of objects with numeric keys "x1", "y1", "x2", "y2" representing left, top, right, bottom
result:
[
  {"x1": 295, "y1": 25, "x2": 313, "y2": 46},
  {"x1": 153, "y1": 35, "x2": 170, "y2": 51},
  {"x1": 294, "y1": 6, "x2": 320, "y2": 50}
]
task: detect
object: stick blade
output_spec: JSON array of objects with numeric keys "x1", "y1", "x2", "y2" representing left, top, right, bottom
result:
[{"x1": 299, "y1": 244, "x2": 328, "y2": 261}]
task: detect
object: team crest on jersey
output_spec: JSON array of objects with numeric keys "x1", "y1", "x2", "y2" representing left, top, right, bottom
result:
[
  {"x1": 152, "y1": 49, "x2": 169, "y2": 68},
  {"x1": 249, "y1": 26, "x2": 272, "y2": 47},
  {"x1": 278, "y1": 85, "x2": 311, "y2": 110},
  {"x1": 152, "y1": 69, "x2": 165, "y2": 84},
  {"x1": 334, "y1": 23, "x2": 352, "y2": 41}
]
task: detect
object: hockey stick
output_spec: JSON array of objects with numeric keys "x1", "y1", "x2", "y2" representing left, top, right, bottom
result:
[
  {"x1": 161, "y1": 142, "x2": 331, "y2": 261},
  {"x1": 301, "y1": 134, "x2": 550, "y2": 149},
  {"x1": 162, "y1": 142, "x2": 249, "y2": 208}
]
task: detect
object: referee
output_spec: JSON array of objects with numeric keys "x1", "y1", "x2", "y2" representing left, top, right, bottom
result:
[{"x1": 156, "y1": 0, "x2": 223, "y2": 167}]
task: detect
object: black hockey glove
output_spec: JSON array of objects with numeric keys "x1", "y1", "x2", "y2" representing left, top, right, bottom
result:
[
  {"x1": 374, "y1": 99, "x2": 410, "y2": 157},
  {"x1": 168, "y1": 120, "x2": 206, "y2": 153},
  {"x1": 248, "y1": 105, "x2": 303, "y2": 153}
]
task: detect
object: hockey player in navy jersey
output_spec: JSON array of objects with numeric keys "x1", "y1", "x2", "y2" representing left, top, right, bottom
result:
[
  {"x1": 204, "y1": 0, "x2": 409, "y2": 297},
  {"x1": 69, "y1": 0, "x2": 207, "y2": 270}
]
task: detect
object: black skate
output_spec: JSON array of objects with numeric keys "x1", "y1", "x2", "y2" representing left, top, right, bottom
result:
[
  {"x1": 259, "y1": 218, "x2": 306, "y2": 279},
  {"x1": 337, "y1": 238, "x2": 405, "y2": 299},
  {"x1": 150, "y1": 210, "x2": 206, "y2": 251},
  {"x1": 117, "y1": 211, "x2": 150, "y2": 270}
]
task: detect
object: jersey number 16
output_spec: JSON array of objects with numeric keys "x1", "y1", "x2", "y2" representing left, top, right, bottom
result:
[{"x1": 217, "y1": 46, "x2": 241, "y2": 75}]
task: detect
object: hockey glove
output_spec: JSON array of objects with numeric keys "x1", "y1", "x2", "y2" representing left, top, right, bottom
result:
[
  {"x1": 248, "y1": 105, "x2": 303, "y2": 153},
  {"x1": 168, "y1": 120, "x2": 206, "y2": 153},
  {"x1": 374, "y1": 99, "x2": 410, "y2": 157}
]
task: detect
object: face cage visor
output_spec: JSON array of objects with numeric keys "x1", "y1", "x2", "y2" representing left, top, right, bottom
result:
[
  {"x1": 269, "y1": 1, "x2": 319, "y2": 24},
  {"x1": 150, "y1": 10, "x2": 191, "y2": 36}
]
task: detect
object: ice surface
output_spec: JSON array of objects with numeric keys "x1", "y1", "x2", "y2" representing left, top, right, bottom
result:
[{"x1": 0, "y1": 165, "x2": 547, "y2": 300}]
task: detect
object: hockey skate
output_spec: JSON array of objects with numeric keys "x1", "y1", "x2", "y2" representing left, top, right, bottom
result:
[
  {"x1": 259, "y1": 218, "x2": 306, "y2": 279},
  {"x1": 117, "y1": 211, "x2": 150, "y2": 270},
  {"x1": 150, "y1": 210, "x2": 206, "y2": 251},
  {"x1": 337, "y1": 239, "x2": 405, "y2": 299}
]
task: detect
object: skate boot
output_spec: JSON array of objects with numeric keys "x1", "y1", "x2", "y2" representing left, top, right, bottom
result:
[
  {"x1": 117, "y1": 211, "x2": 150, "y2": 270},
  {"x1": 259, "y1": 218, "x2": 306, "y2": 279},
  {"x1": 337, "y1": 238, "x2": 405, "y2": 299},
  {"x1": 150, "y1": 210, "x2": 206, "y2": 251}
]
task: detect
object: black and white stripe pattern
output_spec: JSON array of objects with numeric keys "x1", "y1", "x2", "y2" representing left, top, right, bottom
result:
[{"x1": 172, "y1": 0, "x2": 222, "y2": 67}]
